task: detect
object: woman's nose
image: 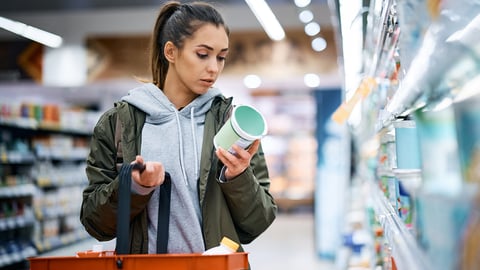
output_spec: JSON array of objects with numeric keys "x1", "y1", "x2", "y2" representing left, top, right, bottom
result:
[{"x1": 206, "y1": 59, "x2": 219, "y2": 73}]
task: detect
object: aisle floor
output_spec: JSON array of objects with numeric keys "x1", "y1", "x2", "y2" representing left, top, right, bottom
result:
[
  {"x1": 244, "y1": 212, "x2": 338, "y2": 270},
  {"x1": 39, "y1": 212, "x2": 338, "y2": 270}
]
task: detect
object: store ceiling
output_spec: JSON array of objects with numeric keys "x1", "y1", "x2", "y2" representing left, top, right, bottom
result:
[
  {"x1": 0, "y1": 0, "x2": 335, "y2": 63},
  {"x1": 0, "y1": 0, "x2": 340, "y2": 92},
  {"x1": 0, "y1": 0, "x2": 327, "y2": 13},
  {"x1": 0, "y1": 0, "x2": 333, "y2": 41}
]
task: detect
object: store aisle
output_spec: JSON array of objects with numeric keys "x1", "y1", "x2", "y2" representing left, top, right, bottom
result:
[
  {"x1": 244, "y1": 212, "x2": 337, "y2": 270},
  {"x1": 39, "y1": 212, "x2": 337, "y2": 270}
]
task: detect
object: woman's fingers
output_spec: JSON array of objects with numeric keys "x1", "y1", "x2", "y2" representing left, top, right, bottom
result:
[
  {"x1": 216, "y1": 141, "x2": 260, "y2": 180},
  {"x1": 130, "y1": 158, "x2": 165, "y2": 187}
]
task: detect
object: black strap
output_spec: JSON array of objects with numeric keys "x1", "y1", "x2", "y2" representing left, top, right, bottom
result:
[
  {"x1": 156, "y1": 172, "x2": 171, "y2": 253},
  {"x1": 116, "y1": 163, "x2": 171, "y2": 255},
  {"x1": 116, "y1": 163, "x2": 133, "y2": 255}
]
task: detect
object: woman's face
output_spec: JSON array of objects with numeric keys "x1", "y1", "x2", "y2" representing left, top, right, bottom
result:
[{"x1": 168, "y1": 23, "x2": 229, "y2": 97}]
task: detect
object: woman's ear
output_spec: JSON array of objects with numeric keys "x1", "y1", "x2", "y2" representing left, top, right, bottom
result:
[{"x1": 164, "y1": 41, "x2": 176, "y2": 63}]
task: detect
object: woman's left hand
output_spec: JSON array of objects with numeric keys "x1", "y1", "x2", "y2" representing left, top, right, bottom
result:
[{"x1": 215, "y1": 139, "x2": 260, "y2": 180}]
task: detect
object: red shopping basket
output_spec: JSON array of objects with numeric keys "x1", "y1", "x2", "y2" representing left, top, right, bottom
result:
[
  {"x1": 29, "y1": 251, "x2": 249, "y2": 270},
  {"x1": 29, "y1": 163, "x2": 249, "y2": 269}
]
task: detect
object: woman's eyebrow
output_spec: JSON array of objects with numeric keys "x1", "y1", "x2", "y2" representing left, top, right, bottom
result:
[{"x1": 197, "y1": 44, "x2": 229, "y2": 52}]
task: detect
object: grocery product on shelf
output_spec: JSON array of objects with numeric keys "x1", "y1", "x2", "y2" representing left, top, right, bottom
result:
[
  {"x1": 332, "y1": 0, "x2": 480, "y2": 269},
  {"x1": 453, "y1": 92, "x2": 480, "y2": 184},
  {"x1": 414, "y1": 106, "x2": 463, "y2": 196},
  {"x1": 0, "y1": 100, "x2": 99, "y2": 268},
  {"x1": 392, "y1": 120, "x2": 421, "y2": 170}
]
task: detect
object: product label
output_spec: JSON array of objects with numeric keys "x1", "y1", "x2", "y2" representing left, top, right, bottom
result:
[{"x1": 228, "y1": 138, "x2": 253, "y2": 154}]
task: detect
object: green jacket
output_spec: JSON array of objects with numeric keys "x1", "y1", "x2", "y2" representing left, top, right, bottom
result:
[{"x1": 80, "y1": 95, "x2": 277, "y2": 254}]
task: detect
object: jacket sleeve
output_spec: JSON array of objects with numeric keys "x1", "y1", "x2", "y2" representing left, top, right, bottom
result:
[
  {"x1": 219, "y1": 143, "x2": 278, "y2": 244},
  {"x1": 80, "y1": 109, "x2": 152, "y2": 241}
]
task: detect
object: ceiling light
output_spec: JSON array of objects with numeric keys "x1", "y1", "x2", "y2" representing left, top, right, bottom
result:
[
  {"x1": 304, "y1": 73, "x2": 320, "y2": 88},
  {"x1": 304, "y1": 22, "x2": 321, "y2": 36},
  {"x1": 312, "y1": 37, "x2": 327, "y2": 52},
  {"x1": 245, "y1": 0, "x2": 285, "y2": 41},
  {"x1": 294, "y1": 0, "x2": 311, "y2": 8},
  {"x1": 299, "y1": 10, "x2": 314, "y2": 23},
  {"x1": 0, "y1": 16, "x2": 63, "y2": 48},
  {"x1": 243, "y1": 74, "x2": 262, "y2": 89}
]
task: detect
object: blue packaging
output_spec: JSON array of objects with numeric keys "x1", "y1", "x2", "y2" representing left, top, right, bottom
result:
[
  {"x1": 393, "y1": 120, "x2": 422, "y2": 169},
  {"x1": 453, "y1": 93, "x2": 480, "y2": 183}
]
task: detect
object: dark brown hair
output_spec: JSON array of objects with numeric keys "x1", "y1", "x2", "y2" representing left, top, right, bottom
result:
[{"x1": 150, "y1": 1, "x2": 230, "y2": 89}]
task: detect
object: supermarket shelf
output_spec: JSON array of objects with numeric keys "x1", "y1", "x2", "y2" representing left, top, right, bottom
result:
[
  {"x1": 0, "y1": 154, "x2": 36, "y2": 165},
  {"x1": 275, "y1": 197, "x2": 314, "y2": 212},
  {"x1": 0, "y1": 184, "x2": 36, "y2": 198},
  {"x1": 0, "y1": 208, "x2": 35, "y2": 231},
  {"x1": 0, "y1": 119, "x2": 92, "y2": 136},
  {"x1": 0, "y1": 242, "x2": 37, "y2": 269},
  {"x1": 34, "y1": 229, "x2": 91, "y2": 254},
  {"x1": 369, "y1": 180, "x2": 430, "y2": 270}
]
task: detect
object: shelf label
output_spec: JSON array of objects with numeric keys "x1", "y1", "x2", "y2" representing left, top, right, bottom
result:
[{"x1": 332, "y1": 77, "x2": 377, "y2": 124}]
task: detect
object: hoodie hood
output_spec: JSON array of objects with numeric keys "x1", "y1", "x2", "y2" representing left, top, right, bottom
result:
[{"x1": 121, "y1": 83, "x2": 221, "y2": 124}]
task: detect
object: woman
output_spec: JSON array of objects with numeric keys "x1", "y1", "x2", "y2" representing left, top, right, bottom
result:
[{"x1": 80, "y1": 0, "x2": 277, "y2": 255}]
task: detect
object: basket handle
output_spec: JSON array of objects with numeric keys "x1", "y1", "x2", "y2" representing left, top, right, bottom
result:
[{"x1": 116, "y1": 163, "x2": 171, "y2": 255}]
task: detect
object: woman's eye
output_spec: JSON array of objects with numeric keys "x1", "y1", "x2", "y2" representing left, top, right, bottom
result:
[
  {"x1": 217, "y1": 56, "x2": 226, "y2": 61},
  {"x1": 197, "y1": 53, "x2": 208, "y2": 59}
]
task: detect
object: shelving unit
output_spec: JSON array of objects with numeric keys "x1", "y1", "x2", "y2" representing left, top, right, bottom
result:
[
  {"x1": 0, "y1": 124, "x2": 38, "y2": 269},
  {"x1": 368, "y1": 180, "x2": 429, "y2": 270},
  {"x1": 332, "y1": 0, "x2": 480, "y2": 269},
  {"x1": 252, "y1": 93, "x2": 317, "y2": 212},
  {"x1": 0, "y1": 182, "x2": 37, "y2": 269},
  {"x1": 0, "y1": 101, "x2": 99, "y2": 268}
]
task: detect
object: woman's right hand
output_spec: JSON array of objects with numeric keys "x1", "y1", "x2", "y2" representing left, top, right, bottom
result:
[{"x1": 131, "y1": 155, "x2": 165, "y2": 188}]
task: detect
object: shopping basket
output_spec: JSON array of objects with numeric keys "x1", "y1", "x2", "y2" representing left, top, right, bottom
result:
[
  {"x1": 29, "y1": 163, "x2": 249, "y2": 270},
  {"x1": 29, "y1": 252, "x2": 249, "y2": 270}
]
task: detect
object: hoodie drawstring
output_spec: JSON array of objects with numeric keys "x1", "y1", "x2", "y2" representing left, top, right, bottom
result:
[
  {"x1": 190, "y1": 107, "x2": 199, "y2": 181},
  {"x1": 173, "y1": 106, "x2": 199, "y2": 186},
  {"x1": 173, "y1": 107, "x2": 189, "y2": 186}
]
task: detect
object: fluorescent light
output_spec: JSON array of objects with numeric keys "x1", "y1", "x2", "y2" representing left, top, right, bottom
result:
[
  {"x1": 0, "y1": 16, "x2": 63, "y2": 48},
  {"x1": 245, "y1": 0, "x2": 285, "y2": 41}
]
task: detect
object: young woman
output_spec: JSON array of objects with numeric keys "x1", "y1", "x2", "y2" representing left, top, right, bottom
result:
[{"x1": 80, "y1": 0, "x2": 277, "y2": 255}]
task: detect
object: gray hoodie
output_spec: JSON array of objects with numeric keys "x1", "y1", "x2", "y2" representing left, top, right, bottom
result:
[{"x1": 121, "y1": 83, "x2": 222, "y2": 254}]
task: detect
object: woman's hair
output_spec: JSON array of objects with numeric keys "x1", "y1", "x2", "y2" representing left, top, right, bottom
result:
[{"x1": 150, "y1": 1, "x2": 230, "y2": 89}]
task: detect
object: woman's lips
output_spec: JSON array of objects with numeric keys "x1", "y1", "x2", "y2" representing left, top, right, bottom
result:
[{"x1": 200, "y1": 79, "x2": 214, "y2": 87}]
